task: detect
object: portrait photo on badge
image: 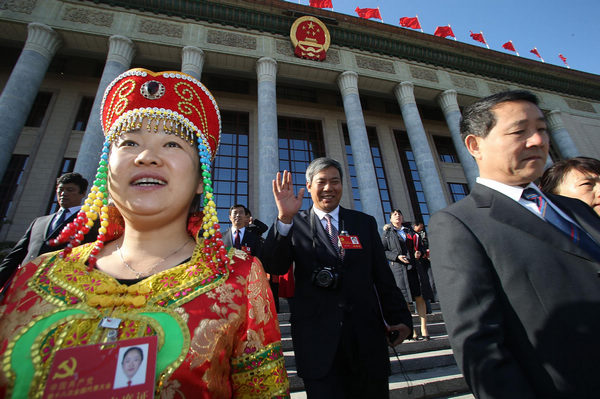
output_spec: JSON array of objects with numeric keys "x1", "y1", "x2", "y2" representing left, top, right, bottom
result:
[{"x1": 113, "y1": 344, "x2": 149, "y2": 389}]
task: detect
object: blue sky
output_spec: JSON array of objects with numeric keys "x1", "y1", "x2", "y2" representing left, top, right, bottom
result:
[{"x1": 284, "y1": 0, "x2": 600, "y2": 75}]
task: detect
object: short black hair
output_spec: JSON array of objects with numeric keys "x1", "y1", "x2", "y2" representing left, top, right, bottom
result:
[
  {"x1": 539, "y1": 157, "x2": 600, "y2": 194},
  {"x1": 244, "y1": 206, "x2": 252, "y2": 217},
  {"x1": 229, "y1": 204, "x2": 246, "y2": 215},
  {"x1": 56, "y1": 172, "x2": 88, "y2": 194},
  {"x1": 390, "y1": 209, "x2": 403, "y2": 216},
  {"x1": 460, "y1": 90, "x2": 541, "y2": 143}
]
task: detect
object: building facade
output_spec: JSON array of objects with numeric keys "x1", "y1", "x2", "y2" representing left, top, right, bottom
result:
[{"x1": 1, "y1": 0, "x2": 599, "y2": 241}]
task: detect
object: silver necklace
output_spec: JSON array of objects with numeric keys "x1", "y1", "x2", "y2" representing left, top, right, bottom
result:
[{"x1": 116, "y1": 239, "x2": 191, "y2": 279}]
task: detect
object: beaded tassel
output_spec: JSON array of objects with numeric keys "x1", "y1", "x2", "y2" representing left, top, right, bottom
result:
[
  {"x1": 50, "y1": 141, "x2": 110, "y2": 269},
  {"x1": 50, "y1": 124, "x2": 227, "y2": 271}
]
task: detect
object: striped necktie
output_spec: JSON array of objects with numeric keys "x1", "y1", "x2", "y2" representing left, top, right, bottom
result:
[
  {"x1": 522, "y1": 188, "x2": 600, "y2": 261},
  {"x1": 233, "y1": 230, "x2": 241, "y2": 249},
  {"x1": 324, "y1": 214, "x2": 343, "y2": 259}
]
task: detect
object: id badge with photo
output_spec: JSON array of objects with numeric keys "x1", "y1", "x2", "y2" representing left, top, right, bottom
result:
[
  {"x1": 339, "y1": 234, "x2": 362, "y2": 249},
  {"x1": 43, "y1": 335, "x2": 157, "y2": 399}
]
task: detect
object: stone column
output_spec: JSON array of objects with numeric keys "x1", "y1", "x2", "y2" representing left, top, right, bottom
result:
[
  {"x1": 181, "y1": 46, "x2": 205, "y2": 81},
  {"x1": 437, "y1": 90, "x2": 479, "y2": 187},
  {"x1": 337, "y1": 71, "x2": 384, "y2": 227},
  {"x1": 256, "y1": 57, "x2": 279, "y2": 224},
  {"x1": 0, "y1": 23, "x2": 61, "y2": 181},
  {"x1": 546, "y1": 110, "x2": 579, "y2": 159},
  {"x1": 74, "y1": 35, "x2": 135, "y2": 182},
  {"x1": 394, "y1": 82, "x2": 448, "y2": 214}
]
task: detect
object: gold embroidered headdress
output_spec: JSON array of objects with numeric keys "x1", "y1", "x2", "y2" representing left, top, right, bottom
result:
[{"x1": 51, "y1": 68, "x2": 225, "y2": 267}]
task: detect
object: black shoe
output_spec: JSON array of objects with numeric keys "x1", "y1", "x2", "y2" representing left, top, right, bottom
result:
[{"x1": 423, "y1": 335, "x2": 431, "y2": 341}]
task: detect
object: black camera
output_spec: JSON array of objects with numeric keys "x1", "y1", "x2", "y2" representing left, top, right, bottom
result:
[{"x1": 311, "y1": 266, "x2": 340, "y2": 289}]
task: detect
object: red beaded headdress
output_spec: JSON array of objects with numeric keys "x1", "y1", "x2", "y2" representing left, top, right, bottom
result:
[
  {"x1": 101, "y1": 69, "x2": 221, "y2": 159},
  {"x1": 52, "y1": 69, "x2": 225, "y2": 267}
]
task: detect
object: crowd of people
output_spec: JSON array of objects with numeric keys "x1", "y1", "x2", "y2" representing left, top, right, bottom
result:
[{"x1": 0, "y1": 67, "x2": 599, "y2": 399}]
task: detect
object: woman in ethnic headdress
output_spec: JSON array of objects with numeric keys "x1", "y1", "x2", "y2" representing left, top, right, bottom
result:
[{"x1": 0, "y1": 69, "x2": 289, "y2": 398}]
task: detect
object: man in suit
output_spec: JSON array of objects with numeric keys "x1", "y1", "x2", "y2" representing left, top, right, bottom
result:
[
  {"x1": 0, "y1": 172, "x2": 98, "y2": 288},
  {"x1": 244, "y1": 206, "x2": 268, "y2": 238},
  {"x1": 429, "y1": 90, "x2": 600, "y2": 399},
  {"x1": 262, "y1": 157, "x2": 412, "y2": 398},
  {"x1": 221, "y1": 204, "x2": 263, "y2": 258}
]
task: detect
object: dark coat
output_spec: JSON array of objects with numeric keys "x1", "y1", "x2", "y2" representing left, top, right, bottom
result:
[
  {"x1": 381, "y1": 226, "x2": 434, "y2": 302},
  {"x1": 222, "y1": 227, "x2": 263, "y2": 259},
  {"x1": 0, "y1": 211, "x2": 99, "y2": 287},
  {"x1": 261, "y1": 206, "x2": 413, "y2": 379},
  {"x1": 429, "y1": 183, "x2": 600, "y2": 399}
]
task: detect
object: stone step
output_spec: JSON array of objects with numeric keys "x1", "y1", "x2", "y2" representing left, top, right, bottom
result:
[
  {"x1": 284, "y1": 348, "x2": 458, "y2": 388},
  {"x1": 277, "y1": 311, "x2": 445, "y2": 330},
  {"x1": 277, "y1": 314, "x2": 448, "y2": 352},
  {"x1": 279, "y1": 331, "x2": 450, "y2": 353},
  {"x1": 391, "y1": 334, "x2": 451, "y2": 355},
  {"x1": 276, "y1": 300, "x2": 442, "y2": 319},
  {"x1": 388, "y1": 365, "x2": 470, "y2": 399},
  {"x1": 288, "y1": 365, "x2": 469, "y2": 399}
]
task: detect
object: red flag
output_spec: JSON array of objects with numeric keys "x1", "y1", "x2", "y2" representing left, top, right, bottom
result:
[
  {"x1": 502, "y1": 41, "x2": 516, "y2": 52},
  {"x1": 559, "y1": 54, "x2": 569, "y2": 68},
  {"x1": 469, "y1": 31, "x2": 486, "y2": 44},
  {"x1": 355, "y1": 7, "x2": 382, "y2": 20},
  {"x1": 530, "y1": 48, "x2": 542, "y2": 59},
  {"x1": 310, "y1": 0, "x2": 333, "y2": 8},
  {"x1": 434, "y1": 26, "x2": 455, "y2": 38},
  {"x1": 399, "y1": 16, "x2": 421, "y2": 30}
]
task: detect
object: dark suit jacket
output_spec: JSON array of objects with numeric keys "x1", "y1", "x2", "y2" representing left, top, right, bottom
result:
[
  {"x1": 222, "y1": 227, "x2": 263, "y2": 259},
  {"x1": 381, "y1": 227, "x2": 434, "y2": 302},
  {"x1": 429, "y1": 183, "x2": 600, "y2": 399},
  {"x1": 246, "y1": 219, "x2": 268, "y2": 237},
  {"x1": 261, "y1": 206, "x2": 412, "y2": 379},
  {"x1": 0, "y1": 211, "x2": 98, "y2": 287}
]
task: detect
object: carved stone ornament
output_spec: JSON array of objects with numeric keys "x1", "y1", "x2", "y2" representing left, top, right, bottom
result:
[
  {"x1": 290, "y1": 16, "x2": 330, "y2": 61},
  {"x1": 139, "y1": 19, "x2": 183, "y2": 38},
  {"x1": 409, "y1": 65, "x2": 439, "y2": 82},
  {"x1": 0, "y1": 0, "x2": 36, "y2": 14},
  {"x1": 207, "y1": 30, "x2": 256, "y2": 49},
  {"x1": 356, "y1": 55, "x2": 394, "y2": 74},
  {"x1": 62, "y1": 6, "x2": 113, "y2": 27},
  {"x1": 488, "y1": 83, "x2": 510, "y2": 94},
  {"x1": 450, "y1": 74, "x2": 477, "y2": 90},
  {"x1": 565, "y1": 98, "x2": 596, "y2": 113}
]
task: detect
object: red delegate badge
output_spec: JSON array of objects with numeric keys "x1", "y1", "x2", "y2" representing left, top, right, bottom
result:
[
  {"x1": 43, "y1": 336, "x2": 157, "y2": 399},
  {"x1": 339, "y1": 235, "x2": 362, "y2": 249}
]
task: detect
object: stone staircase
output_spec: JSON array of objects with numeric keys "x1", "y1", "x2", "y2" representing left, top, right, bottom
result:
[{"x1": 276, "y1": 300, "x2": 474, "y2": 399}]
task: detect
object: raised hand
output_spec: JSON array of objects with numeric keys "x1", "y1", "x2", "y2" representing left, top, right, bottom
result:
[{"x1": 272, "y1": 170, "x2": 305, "y2": 224}]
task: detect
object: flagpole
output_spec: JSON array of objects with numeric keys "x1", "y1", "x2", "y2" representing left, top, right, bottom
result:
[
  {"x1": 449, "y1": 25, "x2": 456, "y2": 41},
  {"x1": 482, "y1": 31, "x2": 490, "y2": 49},
  {"x1": 378, "y1": 7, "x2": 383, "y2": 23},
  {"x1": 512, "y1": 40, "x2": 520, "y2": 57},
  {"x1": 536, "y1": 48, "x2": 545, "y2": 63},
  {"x1": 417, "y1": 14, "x2": 423, "y2": 32}
]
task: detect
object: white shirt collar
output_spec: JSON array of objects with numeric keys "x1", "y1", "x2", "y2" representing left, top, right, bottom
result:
[
  {"x1": 313, "y1": 206, "x2": 340, "y2": 224},
  {"x1": 61, "y1": 205, "x2": 82, "y2": 215},
  {"x1": 233, "y1": 226, "x2": 245, "y2": 235},
  {"x1": 476, "y1": 177, "x2": 539, "y2": 202},
  {"x1": 475, "y1": 177, "x2": 578, "y2": 224}
]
